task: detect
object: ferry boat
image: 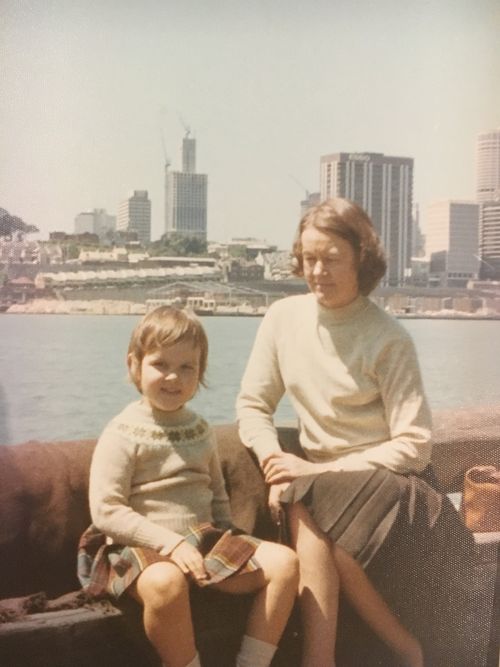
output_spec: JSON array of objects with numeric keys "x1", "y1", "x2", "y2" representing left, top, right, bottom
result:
[{"x1": 185, "y1": 296, "x2": 216, "y2": 315}]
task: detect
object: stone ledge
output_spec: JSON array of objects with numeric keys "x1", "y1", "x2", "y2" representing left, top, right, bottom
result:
[
  {"x1": 0, "y1": 596, "x2": 300, "y2": 667},
  {"x1": 0, "y1": 604, "x2": 156, "y2": 667}
]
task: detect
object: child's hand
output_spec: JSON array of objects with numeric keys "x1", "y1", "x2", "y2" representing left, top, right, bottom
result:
[{"x1": 169, "y1": 540, "x2": 208, "y2": 582}]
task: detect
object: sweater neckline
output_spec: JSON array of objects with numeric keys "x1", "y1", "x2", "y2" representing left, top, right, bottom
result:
[
  {"x1": 135, "y1": 399, "x2": 193, "y2": 426},
  {"x1": 316, "y1": 294, "x2": 369, "y2": 323}
]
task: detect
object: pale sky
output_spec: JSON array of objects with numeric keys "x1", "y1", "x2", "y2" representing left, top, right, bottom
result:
[{"x1": 1, "y1": 0, "x2": 499, "y2": 248}]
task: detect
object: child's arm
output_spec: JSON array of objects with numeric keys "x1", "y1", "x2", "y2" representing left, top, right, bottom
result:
[
  {"x1": 207, "y1": 431, "x2": 233, "y2": 529},
  {"x1": 89, "y1": 428, "x2": 184, "y2": 555}
]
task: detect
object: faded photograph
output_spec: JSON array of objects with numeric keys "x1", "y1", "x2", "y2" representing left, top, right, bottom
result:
[{"x1": 0, "y1": 2, "x2": 499, "y2": 666}]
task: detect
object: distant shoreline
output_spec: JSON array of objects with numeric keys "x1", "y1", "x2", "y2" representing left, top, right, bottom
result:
[
  {"x1": 395, "y1": 313, "x2": 500, "y2": 321},
  {"x1": 2, "y1": 299, "x2": 147, "y2": 316},
  {"x1": 2, "y1": 298, "x2": 500, "y2": 320}
]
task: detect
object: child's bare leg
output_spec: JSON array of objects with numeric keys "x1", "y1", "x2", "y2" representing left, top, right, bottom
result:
[
  {"x1": 129, "y1": 561, "x2": 197, "y2": 667},
  {"x1": 333, "y1": 545, "x2": 424, "y2": 667},
  {"x1": 213, "y1": 541, "x2": 299, "y2": 664},
  {"x1": 287, "y1": 502, "x2": 340, "y2": 667}
]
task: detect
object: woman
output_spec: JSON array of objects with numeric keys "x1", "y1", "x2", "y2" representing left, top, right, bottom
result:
[{"x1": 237, "y1": 198, "x2": 473, "y2": 667}]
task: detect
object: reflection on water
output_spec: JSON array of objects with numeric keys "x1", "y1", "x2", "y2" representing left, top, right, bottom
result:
[{"x1": 0, "y1": 314, "x2": 499, "y2": 444}]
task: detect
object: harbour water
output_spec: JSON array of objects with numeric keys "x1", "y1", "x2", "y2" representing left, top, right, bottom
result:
[{"x1": 1, "y1": 313, "x2": 499, "y2": 445}]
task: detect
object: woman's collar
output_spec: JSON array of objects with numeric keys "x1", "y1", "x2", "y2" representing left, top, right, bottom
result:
[{"x1": 315, "y1": 294, "x2": 369, "y2": 323}]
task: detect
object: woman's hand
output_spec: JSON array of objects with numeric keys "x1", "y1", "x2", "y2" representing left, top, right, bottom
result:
[
  {"x1": 267, "y1": 482, "x2": 290, "y2": 524},
  {"x1": 263, "y1": 452, "x2": 319, "y2": 484},
  {"x1": 169, "y1": 540, "x2": 208, "y2": 583}
]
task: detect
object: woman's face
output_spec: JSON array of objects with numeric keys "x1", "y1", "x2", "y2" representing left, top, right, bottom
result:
[{"x1": 301, "y1": 226, "x2": 360, "y2": 309}]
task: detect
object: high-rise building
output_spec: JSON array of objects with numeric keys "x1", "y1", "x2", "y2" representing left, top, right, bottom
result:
[
  {"x1": 320, "y1": 152, "x2": 413, "y2": 286},
  {"x1": 479, "y1": 201, "x2": 500, "y2": 280},
  {"x1": 165, "y1": 132, "x2": 208, "y2": 240},
  {"x1": 476, "y1": 129, "x2": 500, "y2": 202},
  {"x1": 475, "y1": 129, "x2": 500, "y2": 281},
  {"x1": 411, "y1": 204, "x2": 425, "y2": 258},
  {"x1": 117, "y1": 190, "x2": 151, "y2": 245},
  {"x1": 182, "y1": 134, "x2": 196, "y2": 173},
  {"x1": 425, "y1": 200, "x2": 480, "y2": 287},
  {"x1": 74, "y1": 209, "x2": 116, "y2": 242}
]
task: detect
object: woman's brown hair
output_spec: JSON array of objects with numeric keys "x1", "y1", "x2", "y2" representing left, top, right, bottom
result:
[{"x1": 292, "y1": 197, "x2": 387, "y2": 295}]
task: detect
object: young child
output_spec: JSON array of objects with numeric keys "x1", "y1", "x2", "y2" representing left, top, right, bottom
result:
[{"x1": 78, "y1": 306, "x2": 299, "y2": 667}]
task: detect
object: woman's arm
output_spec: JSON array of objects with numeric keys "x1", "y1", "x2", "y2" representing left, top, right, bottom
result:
[
  {"x1": 338, "y1": 332, "x2": 432, "y2": 473},
  {"x1": 236, "y1": 309, "x2": 287, "y2": 464},
  {"x1": 89, "y1": 429, "x2": 184, "y2": 555},
  {"x1": 264, "y1": 332, "x2": 432, "y2": 481}
]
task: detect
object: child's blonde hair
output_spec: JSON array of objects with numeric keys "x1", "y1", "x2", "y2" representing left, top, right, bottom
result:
[{"x1": 128, "y1": 306, "x2": 208, "y2": 390}]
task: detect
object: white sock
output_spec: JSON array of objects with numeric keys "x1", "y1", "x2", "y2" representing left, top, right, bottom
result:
[
  {"x1": 236, "y1": 634, "x2": 277, "y2": 667},
  {"x1": 183, "y1": 654, "x2": 201, "y2": 667}
]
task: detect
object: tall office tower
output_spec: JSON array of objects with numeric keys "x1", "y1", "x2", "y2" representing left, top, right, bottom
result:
[
  {"x1": 182, "y1": 134, "x2": 196, "y2": 173},
  {"x1": 320, "y1": 152, "x2": 413, "y2": 286},
  {"x1": 476, "y1": 129, "x2": 500, "y2": 281},
  {"x1": 165, "y1": 132, "x2": 208, "y2": 240},
  {"x1": 479, "y1": 201, "x2": 500, "y2": 280},
  {"x1": 411, "y1": 204, "x2": 425, "y2": 258},
  {"x1": 476, "y1": 129, "x2": 500, "y2": 202},
  {"x1": 74, "y1": 209, "x2": 116, "y2": 241},
  {"x1": 117, "y1": 190, "x2": 151, "y2": 245},
  {"x1": 425, "y1": 200, "x2": 479, "y2": 287}
]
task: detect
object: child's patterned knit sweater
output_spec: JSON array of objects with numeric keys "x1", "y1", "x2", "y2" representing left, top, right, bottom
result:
[{"x1": 89, "y1": 399, "x2": 232, "y2": 555}]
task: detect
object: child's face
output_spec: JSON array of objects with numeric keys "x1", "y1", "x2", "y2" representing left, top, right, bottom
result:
[{"x1": 131, "y1": 340, "x2": 201, "y2": 413}]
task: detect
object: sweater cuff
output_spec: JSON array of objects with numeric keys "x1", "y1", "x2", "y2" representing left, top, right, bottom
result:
[
  {"x1": 135, "y1": 524, "x2": 185, "y2": 555},
  {"x1": 246, "y1": 438, "x2": 282, "y2": 466},
  {"x1": 159, "y1": 535, "x2": 185, "y2": 556}
]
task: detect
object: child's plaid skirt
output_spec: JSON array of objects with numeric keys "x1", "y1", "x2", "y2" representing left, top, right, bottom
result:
[{"x1": 77, "y1": 523, "x2": 262, "y2": 599}]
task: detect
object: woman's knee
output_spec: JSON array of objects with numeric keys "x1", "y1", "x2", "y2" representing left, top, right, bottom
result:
[
  {"x1": 256, "y1": 541, "x2": 300, "y2": 587},
  {"x1": 135, "y1": 561, "x2": 189, "y2": 609}
]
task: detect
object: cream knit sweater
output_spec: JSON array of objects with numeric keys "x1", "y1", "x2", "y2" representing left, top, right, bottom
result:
[
  {"x1": 237, "y1": 294, "x2": 432, "y2": 474},
  {"x1": 89, "y1": 400, "x2": 232, "y2": 555}
]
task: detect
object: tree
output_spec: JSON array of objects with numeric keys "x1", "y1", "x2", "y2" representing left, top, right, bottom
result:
[
  {"x1": 66, "y1": 244, "x2": 80, "y2": 260},
  {"x1": 0, "y1": 208, "x2": 39, "y2": 237},
  {"x1": 149, "y1": 233, "x2": 207, "y2": 257}
]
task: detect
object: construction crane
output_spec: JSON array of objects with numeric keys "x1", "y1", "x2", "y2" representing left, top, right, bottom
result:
[
  {"x1": 178, "y1": 113, "x2": 191, "y2": 138},
  {"x1": 289, "y1": 174, "x2": 310, "y2": 200},
  {"x1": 160, "y1": 129, "x2": 171, "y2": 169}
]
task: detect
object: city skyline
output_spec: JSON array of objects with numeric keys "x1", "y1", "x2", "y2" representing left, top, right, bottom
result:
[{"x1": 1, "y1": 0, "x2": 499, "y2": 249}]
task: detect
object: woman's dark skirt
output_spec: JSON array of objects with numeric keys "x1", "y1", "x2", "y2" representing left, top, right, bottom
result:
[{"x1": 280, "y1": 467, "x2": 479, "y2": 667}]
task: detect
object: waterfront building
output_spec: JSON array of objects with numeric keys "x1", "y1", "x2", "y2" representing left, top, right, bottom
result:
[
  {"x1": 320, "y1": 152, "x2": 413, "y2": 286},
  {"x1": 225, "y1": 258, "x2": 265, "y2": 282},
  {"x1": 475, "y1": 129, "x2": 500, "y2": 281},
  {"x1": 408, "y1": 257, "x2": 430, "y2": 287},
  {"x1": 476, "y1": 128, "x2": 500, "y2": 203},
  {"x1": 261, "y1": 250, "x2": 294, "y2": 281},
  {"x1": 0, "y1": 237, "x2": 41, "y2": 264},
  {"x1": 74, "y1": 209, "x2": 116, "y2": 242},
  {"x1": 164, "y1": 132, "x2": 208, "y2": 240},
  {"x1": 117, "y1": 191, "x2": 151, "y2": 245},
  {"x1": 479, "y1": 200, "x2": 500, "y2": 280},
  {"x1": 227, "y1": 238, "x2": 277, "y2": 260},
  {"x1": 411, "y1": 203, "x2": 425, "y2": 258},
  {"x1": 425, "y1": 200, "x2": 480, "y2": 287}
]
